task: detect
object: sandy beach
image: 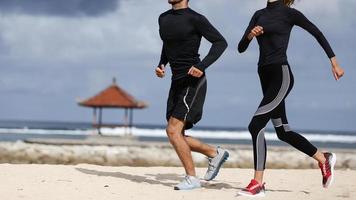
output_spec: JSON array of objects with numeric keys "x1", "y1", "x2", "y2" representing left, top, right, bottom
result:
[
  {"x1": 0, "y1": 137, "x2": 355, "y2": 199},
  {"x1": 0, "y1": 164, "x2": 354, "y2": 200}
]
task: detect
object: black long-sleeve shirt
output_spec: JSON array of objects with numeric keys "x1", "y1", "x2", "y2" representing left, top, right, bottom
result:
[
  {"x1": 158, "y1": 8, "x2": 228, "y2": 80},
  {"x1": 238, "y1": 0, "x2": 335, "y2": 67}
]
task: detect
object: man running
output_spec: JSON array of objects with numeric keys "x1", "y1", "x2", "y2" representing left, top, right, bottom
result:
[{"x1": 155, "y1": 0, "x2": 229, "y2": 190}]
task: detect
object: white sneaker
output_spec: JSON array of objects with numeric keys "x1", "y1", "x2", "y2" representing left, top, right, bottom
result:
[
  {"x1": 204, "y1": 146, "x2": 229, "y2": 181},
  {"x1": 174, "y1": 175, "x2": 201, "y2": 190}
]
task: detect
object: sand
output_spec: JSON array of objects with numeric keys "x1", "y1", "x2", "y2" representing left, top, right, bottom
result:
[{"x1": 0, "y1": 164, "x2": 354, "y2": 200}]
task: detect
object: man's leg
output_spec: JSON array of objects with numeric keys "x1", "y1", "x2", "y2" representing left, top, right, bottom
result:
[
  {"x1": 183, "y1": 131, "x2": 217, "y2": 158},
  {"x1": 182, "y1": 129, "x2": 229, "y2": 181},
  {"x1": 179, "y1": 76, "x2": 217, "y2": 158},
  {"x1": 166, "y1": 117, "x2": 196, "y2": 176}
]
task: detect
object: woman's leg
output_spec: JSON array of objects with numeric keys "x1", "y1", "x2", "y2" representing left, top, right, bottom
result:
[
  {"x1": 240, "y1": 65, "x2": 293, "y2": 196},
  {"x1": 249, "y1": 65, "x2": 292, "y2": 183},
  {"x1": 248, "y1": 114, "x2": 270, "y2": 183},
  {"x1": 272, "y1": 101, "x2": 319, "y2": 157},
  {"x1": 271, "y1": 101, "x2": 336, "y2": 188},
  {"x1": 271, "y1": 101, "x2": 326, "y2": 163}
]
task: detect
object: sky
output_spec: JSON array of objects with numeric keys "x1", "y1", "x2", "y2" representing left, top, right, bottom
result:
[{"x1": 0, "y1": 0, "x2": 355, "y2": 131}]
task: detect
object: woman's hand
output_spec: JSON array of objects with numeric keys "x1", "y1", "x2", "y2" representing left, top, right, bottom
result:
[
  {"x1": 330, "y1": 57, "x2": 344, "y2": 81},
  {"x1": 248, "y1": 26, "x2": 264, "y2": 40}
]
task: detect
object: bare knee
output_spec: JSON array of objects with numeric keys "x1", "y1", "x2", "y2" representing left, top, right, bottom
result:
[
  {"x1": 166, "y1": 117, "x2": 185, "y2": 138},
  {"x1": 166, "y1": 125, "x2": 180, "y2": 138}
]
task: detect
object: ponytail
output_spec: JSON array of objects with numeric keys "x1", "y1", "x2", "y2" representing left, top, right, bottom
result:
[{"x1": 283, "y1": 0, "x2": 295, "y2": 7}]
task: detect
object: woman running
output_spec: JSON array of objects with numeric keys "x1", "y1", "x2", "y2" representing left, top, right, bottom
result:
[{"x1": 237, "y1": 0, "x2": 345, "y2": 197}]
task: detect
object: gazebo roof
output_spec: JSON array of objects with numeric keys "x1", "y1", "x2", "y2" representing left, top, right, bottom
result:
[{"x1": 78, "y1": 79, "x2": 147, "y2": 109}]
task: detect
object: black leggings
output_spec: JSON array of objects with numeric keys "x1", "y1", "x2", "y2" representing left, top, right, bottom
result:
[{"x1": 249, "y1": 64, "x2": 318, "y2": 171}]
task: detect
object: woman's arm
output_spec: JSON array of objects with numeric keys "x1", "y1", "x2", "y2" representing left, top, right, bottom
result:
[
  {"x1": 292, "y1": 9, "x2": 344, "y2": 80},
  {"x1": 238, "y1": 11, "x2": 260, "y2": 53},
  {"x1": 292, "y1": 9, "x2": 335, "y2": 58}
]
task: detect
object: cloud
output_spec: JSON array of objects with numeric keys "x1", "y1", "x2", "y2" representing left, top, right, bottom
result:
[
  {"x1": 0, "y1": 0, "x2": 355, "y2": 130},
  {"x1": 0, "y1": 0, "x2": 120, "y2": 17},
  {"x1": 0, "y1": 1, "x2": 162, "y2": 66}
]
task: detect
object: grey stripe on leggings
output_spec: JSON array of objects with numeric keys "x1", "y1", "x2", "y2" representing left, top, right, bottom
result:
[
  {"x1": 255, "y1": 65, "x2": 290, "y2": 116},
  {"x1": 256, "y1": 128, "x2": 266, "y2": 171},
  {"x1": 272, "y1": 118, "x2": 291, "y2": 132},
  {"x1": 272, "y1": 118, "x2": 283, "y2": 127}
]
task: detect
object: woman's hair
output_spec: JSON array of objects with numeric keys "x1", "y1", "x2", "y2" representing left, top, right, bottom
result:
[{"x1": 283, "y1": 0, "x2": 295, "y2": 7}]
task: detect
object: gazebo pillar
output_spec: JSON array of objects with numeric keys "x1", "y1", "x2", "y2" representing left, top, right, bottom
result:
[
  {"x1": 124, "y1": 108, "x2": 129, "y2": 135},
  {"x1": 129, "y1": 109, "x2": 133, "y2": 135},
  {"x1": 93, "y1": 108, "x2": 97, "y2": 126},
  {"x1": 124, "y1": 108, "x2": 128, "y2": 126},
  {"x1": 129, "y1": 109, "x2": 133, "y2": 128},
  {"x1": 98, "y1": 107, "x2": 103, "y2": 135}
]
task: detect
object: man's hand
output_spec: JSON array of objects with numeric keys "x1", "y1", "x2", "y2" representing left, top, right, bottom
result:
[
  {"x1": 331, "y1": 57, "x2": 344, "y2": 81},
  {"x1": 188, "y1": 66, "x2": 204, "y2": 78},
  {"x1": 155, "y1": 64, "x2": 165, "y2": 78},
  {"x1": 248, "y1": 26, "x2": 264, "y2": 40}
]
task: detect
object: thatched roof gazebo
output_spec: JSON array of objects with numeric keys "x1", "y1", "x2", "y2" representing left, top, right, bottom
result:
[{"x1": 78, "y1": 78, "x2": 147, "y2": 135}]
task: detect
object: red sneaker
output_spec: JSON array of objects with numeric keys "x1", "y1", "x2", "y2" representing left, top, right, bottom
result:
[
  {"x1": 238, "y1": 179, "x2": 265, "y2": 197},
  {"x1": 318, "y1": 152, "x2": 336, "y2": 188}
]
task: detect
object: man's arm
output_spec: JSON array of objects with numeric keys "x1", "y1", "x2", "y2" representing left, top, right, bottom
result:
[
  {"x1": 156, "y1": 15, "x2": 168, "y2": 78},
  {"x1": 193, "y1": 15, "x2": 228, "y2": 72},
  {"x1": 158, "y1": 44, "x2": 168, "y2": 67}
]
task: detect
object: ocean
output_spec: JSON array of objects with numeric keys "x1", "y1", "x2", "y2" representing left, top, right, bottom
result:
[{"x1": 0, "y1": 120, "x2": 355, "y2": 149}]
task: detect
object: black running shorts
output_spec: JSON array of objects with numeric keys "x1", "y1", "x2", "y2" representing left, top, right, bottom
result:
[{"x1": 166, "y1": 75, "x2": 207, "y2": 130}]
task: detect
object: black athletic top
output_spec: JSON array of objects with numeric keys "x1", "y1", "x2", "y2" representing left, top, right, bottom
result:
[
  {"x1": 238, "y1": 0, "x2": 335, "y2": 67},
  {"x1": 158, "y1": 8, "x2": 227, "y2": 80}
]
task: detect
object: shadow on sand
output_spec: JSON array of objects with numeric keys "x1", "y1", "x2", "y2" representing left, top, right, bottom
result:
[
  {"x1": 76, "y1": 168, "x2": 176, "y2": 187},
  {"x1": 76, "y1": 168, "x2": 308, "y2": 194},
  {"x1": 76, "y1": 168, "x2": 240, "y2": 190}
]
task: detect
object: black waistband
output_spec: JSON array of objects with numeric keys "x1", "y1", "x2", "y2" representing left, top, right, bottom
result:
[{"x1": 259, "y1": 61, "x2": 289, "y2": 68}]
